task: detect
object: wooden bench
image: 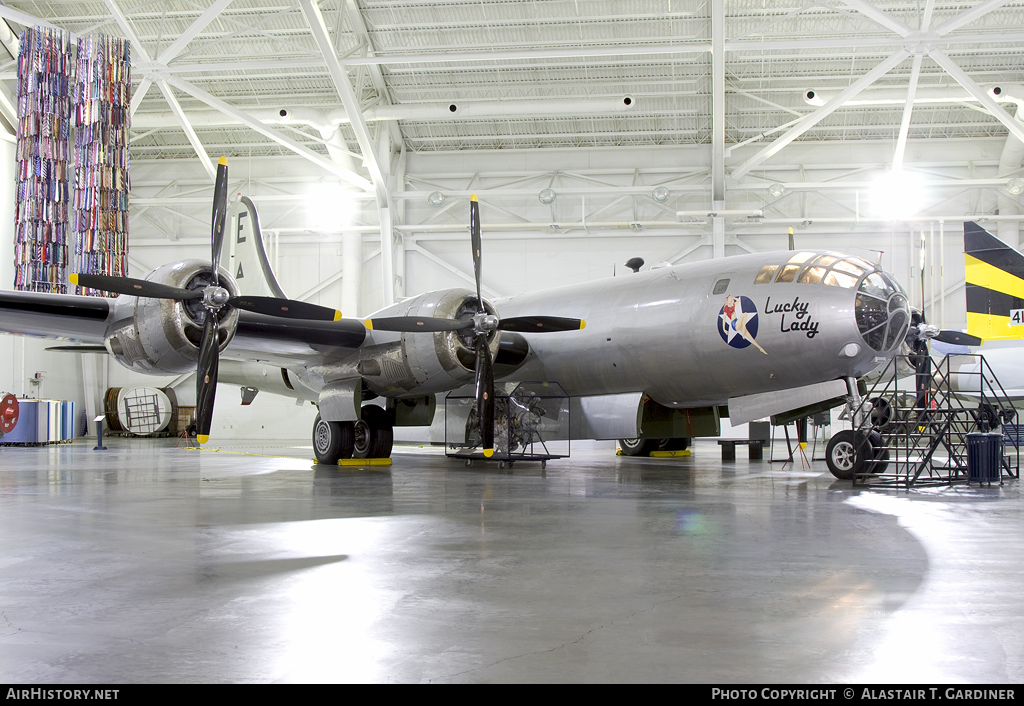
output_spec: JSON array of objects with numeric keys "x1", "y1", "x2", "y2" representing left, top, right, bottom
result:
[{"x1": 717, "y1": 438, "x2": 769, "y2": 461}]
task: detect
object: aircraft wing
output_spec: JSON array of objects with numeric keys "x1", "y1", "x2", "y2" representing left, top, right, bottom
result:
[
  {"x1": 226, "y1": 311, "x2": 367, "y2": 366},
  {"x1": 0, "y1": 289, "x2": 368, "y2": 366},
  {"x1": 0, "y1": 289, "x2": 115, "y2": 342}
]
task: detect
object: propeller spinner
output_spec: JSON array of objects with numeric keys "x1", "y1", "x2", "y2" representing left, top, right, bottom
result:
[
  {"x1": 365, "y1": 194, "x2": 585, "y2": 457},
  {"x1": 71, "y1": 157, "x2": 342, "y2": 444}
]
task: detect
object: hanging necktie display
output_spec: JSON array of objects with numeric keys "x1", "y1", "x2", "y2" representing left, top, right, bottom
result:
[
  {"x1": 71, "y1": 34, "x2": 130, "y2": 297},
  {"x1": 14, "y1": 26, "x2": 72, "y2": 294}
]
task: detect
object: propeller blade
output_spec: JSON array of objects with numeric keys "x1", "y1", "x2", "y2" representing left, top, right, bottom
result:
[
  {"x1": 470, "y1": 194, "x2": 483, "y2": 312},
  {"x1": 230, "y1": 296, "x2": 341, "y2": 321},
  {"x1": 474, "y1": 335, "x2": 495, "y2": 458},
  {"x1": 195, "y1": 315, "x2": 220, "y2": 444},
  {"x1": 69, "y1": 273, "x2": 201, "y2": 301},
  {"x1": 364, "y1": 316, "x2": 473, "y2": 332},
  {"x1": 210, "y1": 156, "x2": 229, "y2": 284},
  {"x1": 934, "y1": 330, "x2": 983, "y2": 347},
  {"x1": 499, "y1": 316, "x2": 586, "y2": 333}
]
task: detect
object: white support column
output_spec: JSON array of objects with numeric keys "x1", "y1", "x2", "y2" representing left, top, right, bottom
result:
[
  {"x1": 712, "y1": 0, "x2": 725, "y2": 204},
  {"x1": 341, "y1": 230, "x2": 361, "y2": 317},
  {"x1": 379, "y1": 205, "x2": 395, "y2": 306}
]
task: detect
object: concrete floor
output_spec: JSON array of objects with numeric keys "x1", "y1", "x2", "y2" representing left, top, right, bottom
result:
[{"x1": 0, "y1": 436, "x2": 1021, "y2": 684}]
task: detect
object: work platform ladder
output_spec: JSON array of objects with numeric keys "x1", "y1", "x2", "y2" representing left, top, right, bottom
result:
[{"x1": 850, "y1": 354, "x2": 1019, "y2": 488}]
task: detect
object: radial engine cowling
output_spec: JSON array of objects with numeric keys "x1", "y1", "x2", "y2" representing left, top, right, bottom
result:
[
  {"x1": 359, "y1": 288, "x2": 501, "y2": 396},
  {"x1": 105, "y1": 260, "x2": 240, "y2": 374}
]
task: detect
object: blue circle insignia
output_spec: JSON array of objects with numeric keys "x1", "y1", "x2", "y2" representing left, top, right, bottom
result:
[{"x1": 718, "y1": 295, "x2": 760, "y2": 349}]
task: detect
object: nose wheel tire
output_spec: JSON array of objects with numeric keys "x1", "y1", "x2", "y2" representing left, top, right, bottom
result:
[
  {"x1": 826, "y1": 429, "x2": 885, "y2": 479},
  {"x1": 313, "y1": 414, "x2": 354, "y2": 465}
]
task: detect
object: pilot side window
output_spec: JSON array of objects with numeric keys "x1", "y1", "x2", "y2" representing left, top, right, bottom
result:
[
  {"x1": 775, "y1": 264, "x2": 800, "y2": 283},
  {"x1": 713, "y1": 278, "x2": 730, "y2": 295},
  {"x1": 753, "y1": 265, "x2": 778, "y2": 284}
]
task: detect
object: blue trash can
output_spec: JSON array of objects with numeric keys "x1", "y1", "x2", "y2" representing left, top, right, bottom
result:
[{"x1": 966, "y1": 432, "x2": 1003, "y2": 483}]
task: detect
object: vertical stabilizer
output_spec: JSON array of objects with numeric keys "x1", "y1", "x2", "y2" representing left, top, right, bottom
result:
[
  {"x1": 227, "y1": 196, "x2": 288, "y2": 299},
  {"x1": 965, "y1": 221, "x2": 1024, "y2": 340}
]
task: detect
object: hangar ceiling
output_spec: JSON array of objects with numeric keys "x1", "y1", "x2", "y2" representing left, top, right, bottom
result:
[{"x1": 2, "y1": 1, "x2": 1024, "y2": 308}]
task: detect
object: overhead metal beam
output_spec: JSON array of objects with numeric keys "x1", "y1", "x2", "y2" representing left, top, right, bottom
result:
[
  {"x1": 933, "y1": 0, "x2": 1014, "y2": 36},
  {"x1": 157, "y1": 81, "x2": 216, "y2": 181},
  {"x1": 103, "y1": 0, "x2": 150, "y2": 61},
  {"x1": 157, "y1": 0, "x2": 235, "y2": 65},
  {"x1": 730, "y1": 49, "x2": 910, "y2": 180},
  {"x1": 928, "y1": 48, "x2": 1024, "y2": 145},
  {"x1": 839, "y1": 0, "x2": 914, "y2": 37},
  {"x1": 893, "y1": 52, "x2": 923, "y2": 170},
  {"x1": 299, "y1": 0, "x2": 387, "y2": 201},
  {"x1": 0, "y1": 5, "x2": 67, "y2": 34},
  {"x1": 129, "y1": 77, "x2": 153, "y2": 118},
  {"x1": 162, "y1": 75, "x2": 374, "y2": 192}
]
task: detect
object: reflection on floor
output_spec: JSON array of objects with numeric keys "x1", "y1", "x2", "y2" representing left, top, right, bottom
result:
[{"x1": 0, "y1": 437, "x2": 1020, "y2": 683}]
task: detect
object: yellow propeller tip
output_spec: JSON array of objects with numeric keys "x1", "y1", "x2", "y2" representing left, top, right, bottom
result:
[
  {"x1": 197, "y1": 434, "x2": 209, "y2": 444},
  {"x1": 579, "y1": 320, "x2": 586, "y2": 329},
  {"x1": 483, "y1": 448, "x2": 494, "y2": 457},
  {"x1": 800, "y1": 442, "x2": 807, "y2": 449},
  {"x1": 363, "y1": 319, "x2": 373, "y2": 330},
  {"x1": 334, "y1": 310, "x2": 342, "y2": 321},
  {"x1": 471, "y1": 193, "x2": 478, "y2": 202},
  {"x1": 69, "y1": 274, "x2": 79, "y2": 285},
  {"x1": 218, "y1": 156, "x2": 227, "y2": 166}
]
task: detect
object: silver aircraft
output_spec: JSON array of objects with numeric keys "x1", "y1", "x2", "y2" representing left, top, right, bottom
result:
[{"x1": 0, "y1": 159, "x2": 919, "y2": 475}]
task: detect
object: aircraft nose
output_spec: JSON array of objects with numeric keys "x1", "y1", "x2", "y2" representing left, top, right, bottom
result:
[{"x1": 855, "y1": 271, "x2": 911, "y2": 352}]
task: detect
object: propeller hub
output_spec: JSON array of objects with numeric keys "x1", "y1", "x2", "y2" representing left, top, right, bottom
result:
[
  {"x1": 202, "y1": 285, "x2": 231, "y2": 309},
  {"x1": 473, "y1": 312, "x2": 499, "y2": 333}
]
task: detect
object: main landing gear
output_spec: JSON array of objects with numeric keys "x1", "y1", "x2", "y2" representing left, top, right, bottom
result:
[
  {"x1": 618, "y1": 437, "x2": 690, "y2": 456},
  {"x1": 313, "y1": 405, "x2": 394, "y2": 464}
]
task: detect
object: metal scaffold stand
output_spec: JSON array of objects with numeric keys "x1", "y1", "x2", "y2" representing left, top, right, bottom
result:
[{"x1": 833, "y1": 354, "x2": 1019, "y2": 488}]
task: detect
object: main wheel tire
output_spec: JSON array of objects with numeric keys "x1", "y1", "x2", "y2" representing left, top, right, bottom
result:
[
  {"x1": 313, "y1": 414, "x2": 354, "y2": 464},
  {"x1": 618, "y1": 437, "x2": 658, "y2": 456},
  {"x1": 660, "y1": 437, "x2": 690, "y2": 451},
  {"x1": 353, "y1": 405, "x2": 394, "y2": 459},
  {"x1": 825, "y1": 429, "x2": 865, "y2": 480}
]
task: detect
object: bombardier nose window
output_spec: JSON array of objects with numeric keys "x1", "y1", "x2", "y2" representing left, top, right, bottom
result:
[{"x1": 856, "y1": 271, "x2": 910, "y2": 352}]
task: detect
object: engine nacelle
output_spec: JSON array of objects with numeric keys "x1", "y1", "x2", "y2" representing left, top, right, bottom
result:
[
  {"x1": 105, "y1": 260, "x2": 240, "y2": 374},
  {"x1": 359, "y1": 288, "x2": 501, "y2": 397}
]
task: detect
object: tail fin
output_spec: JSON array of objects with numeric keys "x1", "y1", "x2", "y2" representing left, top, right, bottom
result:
[
  {"x1": 227, "y1": 196, "x2": 288, "y2": 298},
  {"x1": 965, "y1": 221, "x2": 1024, "y2": 341}
]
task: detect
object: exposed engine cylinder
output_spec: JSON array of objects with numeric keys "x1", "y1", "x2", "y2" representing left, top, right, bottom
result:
[
  {"x1": 105, "y1": 260, "x2": 240, "y2": 374},
  {"x1": 359, "y1": 288, "x2": 501, "y2": 396}
]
